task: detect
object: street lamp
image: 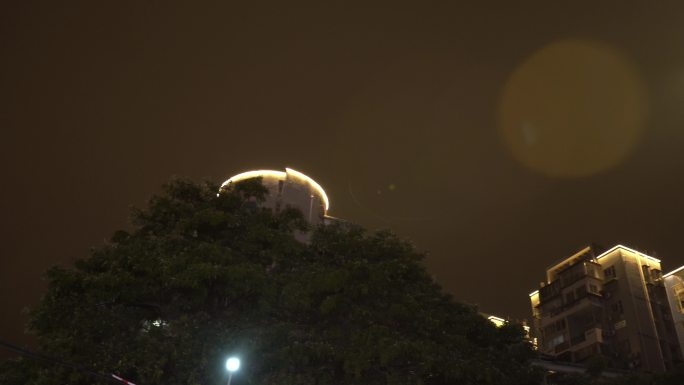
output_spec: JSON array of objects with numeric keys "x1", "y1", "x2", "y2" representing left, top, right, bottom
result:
[{"x1": 225, "y1": 357, "x2": 240, "y2": 385}]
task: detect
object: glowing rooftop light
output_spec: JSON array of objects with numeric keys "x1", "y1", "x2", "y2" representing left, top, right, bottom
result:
[
  {"x1": 487, "y1": 316, "x2": 506, "y2": 327},
  {"x1": 226, "y1": 357, "x2": 240, "y2": 372},
  {"x1": 664, "y1": 265, "x2": 684, "y2": 278},
  {"x1": 286, "y1": 167, "x2": 330, "y2": 211},
  {"x1": 595, "y1": 244, "x2": 661, "y2": 264},
  {"x1": 220, "y1": 168, "x2": 330, "y2": 211}
]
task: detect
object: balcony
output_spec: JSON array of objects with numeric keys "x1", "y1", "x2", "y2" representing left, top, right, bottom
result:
[
  {"x1": 552, "y1": 328, "x2": 603, "y2": 356},
  {"x1": 540, "y1": 294, "x2": 602, "y2": 327},
  {"x1": 570, "y1": 327, "x2": 603, "y2": 352},
  {"x1": 554, "y1": 341, "x2": 570, "y2": 354},
  {"x1": 556, "y1": 259, "x2": 601, "y2": 282},
  {"x1": 539, "y1": 280, "x2": 562, "y2": 302},
  {"x1": 539, "y1": 264, "x2": 602, "y2": 305}
]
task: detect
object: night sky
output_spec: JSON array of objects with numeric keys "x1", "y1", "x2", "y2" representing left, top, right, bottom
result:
[{"x1": 3, "y1": 1, "x2": 684, "y2": 358}]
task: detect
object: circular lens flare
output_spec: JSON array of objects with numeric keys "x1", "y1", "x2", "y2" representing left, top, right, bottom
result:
[{"x1": 499, "y1": 39, "x2": 648, "y2": 178}]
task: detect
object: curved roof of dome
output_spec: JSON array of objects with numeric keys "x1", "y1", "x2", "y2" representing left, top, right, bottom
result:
[{"x1": 221, "y1": 168, "x2": 330, "y2": 211}]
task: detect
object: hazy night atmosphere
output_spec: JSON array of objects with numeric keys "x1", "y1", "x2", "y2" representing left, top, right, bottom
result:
[{"x1": 3, "y1": 1, "x2": 684, "y2": 383}]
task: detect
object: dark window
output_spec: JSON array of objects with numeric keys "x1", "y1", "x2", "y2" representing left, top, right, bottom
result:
[
  {"x1": 604, "y1": 266, "x2": 617, "y2": 279},
  {"x1": 611, "y1": 300, "x2": 624, "y2": 314},
  {"x1": 554, "y1": 319, "x2": 566, "y2": 331},
  {"x1": 652, "y1": 269, "x2": 662, "y2": 280}
]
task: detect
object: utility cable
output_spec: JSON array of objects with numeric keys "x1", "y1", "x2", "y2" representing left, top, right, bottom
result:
[{"x1": 0, "y1": 339, "x2": 137, "y2": 384}]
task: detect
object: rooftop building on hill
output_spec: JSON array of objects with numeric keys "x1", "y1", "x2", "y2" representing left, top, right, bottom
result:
[{"x1": 220, "y1": 168, "x2": 340, "y2": 241}]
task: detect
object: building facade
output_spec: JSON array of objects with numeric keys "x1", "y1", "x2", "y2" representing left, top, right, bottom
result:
[
  {"x1": 529, "y1": 245, "x2": 682, "y2": 373},
  {"x1": 220, "y1": 168, "x2": 340, "y2": 242},
  {"x1": 221, "y1": 168, "x2": 330, "y2": 223},
  {"x1": 664, "y1": 266, "x2": 684, "y2": 356}
]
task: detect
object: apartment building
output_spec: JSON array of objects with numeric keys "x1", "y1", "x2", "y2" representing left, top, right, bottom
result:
[
  {"x1": 664, "y1": 266, "x2": 684, "y2": 355},
  {"x1": 529, "y1": 245, "x2": 682, "y2": 372}
]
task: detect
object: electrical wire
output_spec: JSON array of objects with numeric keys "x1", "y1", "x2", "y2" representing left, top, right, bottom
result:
[{"x1": 0, "y1": 339, "x2": 137, "y2": 384}]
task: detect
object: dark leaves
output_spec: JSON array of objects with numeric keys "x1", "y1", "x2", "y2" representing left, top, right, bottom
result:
[{"x1": 4, "y1": 178, "x2": 540, "y2": 385}]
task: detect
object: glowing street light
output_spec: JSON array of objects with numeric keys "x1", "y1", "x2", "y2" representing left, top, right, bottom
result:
[{"x1": 225, "y1": 357, "x2": 240, "y2": 385}]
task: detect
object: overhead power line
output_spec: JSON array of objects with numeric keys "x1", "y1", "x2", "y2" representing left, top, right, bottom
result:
[{"x1": 0, "y1": 339, "x2": 137, "y2": 385}]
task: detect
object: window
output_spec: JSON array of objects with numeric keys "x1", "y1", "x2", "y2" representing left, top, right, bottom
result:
[
  {"x1": 589, "y1": 284, "x2": 599, "y2": 294},
  {"x1": 651, "y1": 269, "x2": 662, "y2": 280},
  {"x1": 555, "y1": 319, "x2": 566, "y2": 331},
  {"x1": 611, "y1": 300, "x2": 624, "y2": 314},
  {"x1": 548, "y1": 334, "x2": 565, "y2": 350},
  {"x1": 604, "y1": 266, "x2": 617, "y2": 279},
  {"x1": 587, "y1": 264, "x2": 598, "y2": 278},
  {"x1": 676, "y1": 290, "x2": 684, "y2": 313}
]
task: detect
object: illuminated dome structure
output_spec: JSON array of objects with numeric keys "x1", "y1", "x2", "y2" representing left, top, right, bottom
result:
[{"x1": 220, "y1": 168, "x2": 330, "y2": 225}]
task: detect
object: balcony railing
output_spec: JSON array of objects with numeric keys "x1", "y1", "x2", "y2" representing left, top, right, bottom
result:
[
  {"x1": 554, "y1": 341, "x2": 570, "y2": 354},
  {"x1": 570, "y1": 328, "x2": 603, "y2": 353},
  {"x1": 539, "y1": 281, "x2": 562, "y2": 302},
  {"x1": 570, "y1": 333, "x2": 586, "y2": 346},
  {"x1": 539, "y1": 268, "x2": 602, "y2": 305},
  {"x1": 540, "y1": 293, "x2": 602, "y2": 321},
  {"x1": 550, "y1": 328, "x2": 603, "y2": 355}
]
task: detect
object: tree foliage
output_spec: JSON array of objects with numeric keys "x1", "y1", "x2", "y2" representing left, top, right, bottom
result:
[
  {"x1": 543, "y1": 364, "x2": 684, "y2": 385},
  {"x1": 1, "y1": 178, "x2": 540, "y2": 385}
]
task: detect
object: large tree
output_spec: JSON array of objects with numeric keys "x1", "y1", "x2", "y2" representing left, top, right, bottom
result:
[{"x1": 1, "y1": 178, "x2": 540, "y2": 385}]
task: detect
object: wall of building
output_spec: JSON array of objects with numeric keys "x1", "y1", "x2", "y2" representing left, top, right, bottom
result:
[
  {"x1": 529, "y1": 245, "x2": 682, "y2": 373},
  {"x1": 220, "y1": 168, "x2": 330, "y2": 243},
  {"x1": 664, "y1": 268, "x2": 684, "y2": 360}
]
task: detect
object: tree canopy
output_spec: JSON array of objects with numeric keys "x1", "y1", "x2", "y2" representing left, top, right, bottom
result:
[{"x1": 1, "y1": 178, "x2": 540, "y2": 385}]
